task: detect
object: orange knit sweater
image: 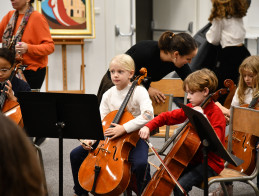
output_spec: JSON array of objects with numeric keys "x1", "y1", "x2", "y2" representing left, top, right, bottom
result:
[{"x1": 0, "y1": 10, "x2": 54, "y2": 71}]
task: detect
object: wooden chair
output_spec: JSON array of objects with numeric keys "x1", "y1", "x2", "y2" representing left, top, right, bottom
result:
[
  {"x1": 150, "y1": 78, "x2": 187, "y2": 141},
  {"x1": 207, "y1": 106, "x2": 259, "y2": 196}
]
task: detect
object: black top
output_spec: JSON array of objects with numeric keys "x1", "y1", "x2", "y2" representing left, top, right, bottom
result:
[
  {"x1": 0, "y1": 76, "x2": 31, "y2": 103},
  {"x1": 108, "y1": 40, "x2": 192, "y2": 89},
  {"x1": 12, "y1": 76, "x2": 31, "y2": 100}
]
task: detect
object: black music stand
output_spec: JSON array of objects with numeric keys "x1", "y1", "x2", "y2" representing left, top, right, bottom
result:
[
  {"x1": 18, "y1": 92, "x2": 104, "y2": 196},
  {"x1": 178, "y1": 103, "x2": 243, "y2": 196}
]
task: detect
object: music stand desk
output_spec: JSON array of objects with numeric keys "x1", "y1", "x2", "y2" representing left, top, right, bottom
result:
[
  {"x1": 179, "y1": 103, "x2": 243, "y2": 196},
  {"x1": 18, "y1": 92, "x2": 104, "y2": 196}
]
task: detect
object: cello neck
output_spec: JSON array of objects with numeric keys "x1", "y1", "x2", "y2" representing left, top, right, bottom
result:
[
  {"x1": 200, "y1": 93, "x2": 213, "y2": 108},
  {"x1": 111, "y1": 80, "x2": 138, "y2": 126},
  {"x1": 248, "y1": 95, "x2": 259, "y2": 109},
  {"x1": 0, "y1": 68, "x2": 17, "y2": 110}
]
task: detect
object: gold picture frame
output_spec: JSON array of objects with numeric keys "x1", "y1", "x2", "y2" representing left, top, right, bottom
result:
[{"x1": 35, "y1": 0, "x2": 95, "y2": 38}]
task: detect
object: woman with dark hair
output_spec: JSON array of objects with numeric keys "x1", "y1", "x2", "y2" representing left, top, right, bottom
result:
[
  {"x1": 97, "y1": 31, "x2": 198, "y2": 105},
  {"x1": 0, "y1": 0, "x2": 54, "y2": 90},
  {"x1": 0, "y1": 112, "x2": 45, "y2": 196}
]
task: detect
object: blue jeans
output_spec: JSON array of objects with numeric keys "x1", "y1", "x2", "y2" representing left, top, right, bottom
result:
[
  {"x1": 70, "y1": 139, "x2": 150, "y2": 195},
  {"x1": 70, "y1": 145, "x2": 89, "y2": 195},
  {"x1": 173, "y1": 163, "x2": 217, "y2": 196}
]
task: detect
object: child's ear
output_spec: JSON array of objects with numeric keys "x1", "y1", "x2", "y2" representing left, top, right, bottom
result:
[
  {"x1": 129, "y1": 70, "x2": 134, "y2": 78},
  {"x1": 203, "y1": 87, "x2": 209, "y2": 97}
]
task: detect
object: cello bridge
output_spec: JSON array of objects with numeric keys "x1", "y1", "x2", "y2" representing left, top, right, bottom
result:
[{"x1": 98, "y1": 147, "x2": 111, "y2": 154}]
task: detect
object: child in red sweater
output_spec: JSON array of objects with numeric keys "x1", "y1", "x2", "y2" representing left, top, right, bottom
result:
[{"x1": 139, "y1": 68, "x2": 226, "y2": 196}]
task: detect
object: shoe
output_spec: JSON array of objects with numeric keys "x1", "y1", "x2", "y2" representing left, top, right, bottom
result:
[
  {"x1": 209, "y1": 184, "x2": 233, "y2": 196},
  {"x1": 34, "y1": 137, "x2": 47, "y2": 146}
]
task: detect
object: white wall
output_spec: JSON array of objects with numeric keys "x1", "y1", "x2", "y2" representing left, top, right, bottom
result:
[
  {"x1": 1, "y1": 0, "x2": 259, "y2": 95},
  {"x1": 46, "y1": 0, "x2": 108, "y2": 94}
]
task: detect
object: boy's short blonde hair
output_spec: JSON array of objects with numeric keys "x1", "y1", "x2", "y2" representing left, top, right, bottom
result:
[
  {"x1": 183, "y1": 68, "x2": 218, "y2": 93},
  {"x1": 109, "y1": 54, "x2": 135, "y2": 72}
]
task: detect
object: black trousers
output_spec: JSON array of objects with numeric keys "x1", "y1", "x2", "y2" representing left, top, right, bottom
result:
[
  {"x1": 213, "y1": 45, "x2": 250, "y2": 104},
  {"x1": 23, "y1": 67, "x2": 46, "y2": 89},
  {"x1": 213, "y1": 45, "x2": 250, "y2": 89}
]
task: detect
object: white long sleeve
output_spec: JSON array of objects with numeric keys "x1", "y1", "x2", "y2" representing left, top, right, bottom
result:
[
  {"x1": 100, "y1": 84, "x2": 154, "y2": 133},
  {"x1": 231, "y1": 87, "x2": 254, "y2": 106},
  {"x1": 206, "y1": 18, "x2": 246, "y2": 48}
]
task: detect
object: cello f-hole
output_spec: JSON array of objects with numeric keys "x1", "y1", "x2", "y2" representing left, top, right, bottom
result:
[
  {"x1": 94, "y1": 148, "x2": 101, "y2": 156},
  {"x1": 113, "y1": 146, "x2": 118, "y2": 161},
  {"x1": 242, "y1": 135, "x2": 246, "y2": 148}
]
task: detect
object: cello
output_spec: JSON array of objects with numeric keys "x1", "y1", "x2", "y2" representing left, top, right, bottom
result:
[
  {"x1": 0, "y1": 53, "x2": 24, "y2": 127},
  {"x1": 142, "y1": 80, "x2": 234, "y2": 196},
  {"x1": 225, "y1": 94, "x2": 259, "y2": 175},
  {"x1": 78, "y1": 68, "x2": 148, "y2": 196}
]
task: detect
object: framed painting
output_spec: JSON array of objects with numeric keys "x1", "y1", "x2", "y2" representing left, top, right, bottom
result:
[{"x1": 35, "y1": 0, "x2": 95, "y2": 38}]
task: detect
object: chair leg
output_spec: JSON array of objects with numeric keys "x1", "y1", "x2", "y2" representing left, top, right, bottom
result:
[
  {"x1": 247, "y1": 180, "x2": 259, "y2": 196},
  {"x1": 220, "y1": 182, "x2": 229, "y2": 196},
  {"x1": 35, "y1": 144, "x2": 48, "y2": 196}
]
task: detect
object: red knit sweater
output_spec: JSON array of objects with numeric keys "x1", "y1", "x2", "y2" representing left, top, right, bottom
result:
[
  {"x1": 145, "y1": 101, "x2": 226, "y2": 174},
  {"x1": 0, "y1": 10, "x2": 54, "y2": 71}
]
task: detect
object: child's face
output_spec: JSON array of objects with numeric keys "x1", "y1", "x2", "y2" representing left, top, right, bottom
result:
[
  {"x1": 0, "y1": 57, "x2": 12, "y2": 82},
  {"x1": 185, "y1": 85, "x2": 208, "y2": 107},
  {"x1": 110, "y1": 62, "x2": 134, "y2": 90},
  {"x1": 242, "y1": 70, "x2": 255, "y2": 88}
]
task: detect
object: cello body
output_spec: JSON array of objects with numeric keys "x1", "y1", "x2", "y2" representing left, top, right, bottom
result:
[
  {"x1": 142, "y1": 124, "x2": 201, "y2": 196},
  {"x1": 225, "y1": 130, "x2": 257, "y2": 175},
  {"x1": 79, "y1": 110, "x2": 139, "y2": 195},
  {"x1": 2, "y1": 99, "x2": 23, "y2": 127}
]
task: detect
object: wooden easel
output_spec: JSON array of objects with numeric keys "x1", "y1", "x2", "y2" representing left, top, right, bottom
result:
[{"x1": 46, "y1": 38, "x2": 85, "y2": 94}]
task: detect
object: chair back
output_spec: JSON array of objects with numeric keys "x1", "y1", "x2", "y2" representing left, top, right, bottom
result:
[
  {"x1": 226, "y1": 105, "x2": 259, "y2": 175},
  {"x1": 150, "y1": 78, "x2": 185, "y2": 97},
  {"x1": 230, "y1": 106, "x2": 259, "y2": 137},
  {"x1": 149, "y1": 78, "x2": 186, "y2": 141},
  {"x1": 150, "y1": 78, "x2": 186, "y2": 115}
]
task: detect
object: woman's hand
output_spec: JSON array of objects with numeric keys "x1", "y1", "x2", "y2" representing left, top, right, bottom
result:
[
  {"x1": 139, "y1": 126, "x2": 150, "y2": 140},
  {"x1": 3, "y1": 80, "x2": 17, "y2": 102},
  {"x1": 148, "y1": 87, "x2": 166, "y2": 104},
  {"x1": 104, "y1": 123, "x2": 126, "y2": 139},
  {"x1": 15, "y1": 42, "x2": 28, "y2": 55}
]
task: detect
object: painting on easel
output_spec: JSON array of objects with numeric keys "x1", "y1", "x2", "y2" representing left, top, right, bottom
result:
[{"x1": 35, "y1": 0, "x2": 95, "y2": 38}]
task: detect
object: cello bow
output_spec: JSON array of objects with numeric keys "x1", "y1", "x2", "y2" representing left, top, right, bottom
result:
[{"x1": 145, "y1": 139, "x2": 187, "y2": 196}]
